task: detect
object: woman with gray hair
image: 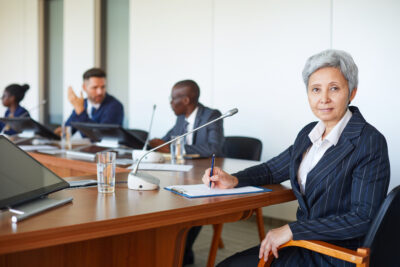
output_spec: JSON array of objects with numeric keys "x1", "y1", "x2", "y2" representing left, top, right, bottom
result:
[{"x1": 202, "y1": 49, "x2": 390, "y2": 266}]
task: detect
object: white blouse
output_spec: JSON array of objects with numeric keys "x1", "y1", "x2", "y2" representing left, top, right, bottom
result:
[{"x1": 297, "y1": 109, "x2": 352, "y2": 195}]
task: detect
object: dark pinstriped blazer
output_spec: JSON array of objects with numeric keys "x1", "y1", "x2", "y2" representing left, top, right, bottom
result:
[
  {"x1": 162, "y1": 103, "x2": 224, "y2": 157},
  {"x1": 234, "y1": 106, "x2": 390, "y2": 266}
]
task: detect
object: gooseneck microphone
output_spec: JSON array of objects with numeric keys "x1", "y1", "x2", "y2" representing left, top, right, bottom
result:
[
  {"x1": 142, "y1": 104, "x2": 157, "y2": 150},
  {"x1": 20, "y1": 99, "x2": 47, "y2": 118},
  {"x1": 127, "y1": 108, "x2": 239, "y2": 190}
]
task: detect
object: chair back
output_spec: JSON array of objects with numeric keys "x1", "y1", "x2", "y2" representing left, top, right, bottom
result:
[
  {"x1": 223, "y1": 136, "x2": 262, "y2": 161},
  {"x1": 363, "y1": 185, "x2": 400, "y2": 266}
]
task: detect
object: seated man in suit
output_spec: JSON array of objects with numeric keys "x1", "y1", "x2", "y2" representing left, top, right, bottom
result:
[
  {"x1": 149, "y1": 79, "x2": 225, "y2": 265},
  {"x1": 149, "y1": 79, "x2": 224, "y2": 157},
  {"x1": 54, "y1": 68, "x2": 124, "y2": 135}
]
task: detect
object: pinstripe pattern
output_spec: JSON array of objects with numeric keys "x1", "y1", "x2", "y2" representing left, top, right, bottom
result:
[
  {"x1": 162, "y1": 103, "x2": 225, "y2": 157},
  {"x1": 233, "y1": 106, "x2": 390, "y2": 266}
]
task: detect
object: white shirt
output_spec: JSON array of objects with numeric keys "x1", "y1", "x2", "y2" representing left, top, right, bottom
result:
[
  {"x1": 86, "y1": 101, "x2": 100, "y2": 119},
  {"x1": 297, "y1": 109, "x2": 352, "y2": 195},
  {"x1": 185, "y1": 107, "x2": 198, "y2": 145}
]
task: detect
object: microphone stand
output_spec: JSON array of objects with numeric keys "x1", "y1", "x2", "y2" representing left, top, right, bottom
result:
[
  {"x1": 142, "y1": 104, "x2": 156, "y2": 150},
  {"x1": 128, "y1": 108, "x2": 238, "y2": 190},
  {"x1": 19, "y1": 100, "x2": 47, "y2": 118}
]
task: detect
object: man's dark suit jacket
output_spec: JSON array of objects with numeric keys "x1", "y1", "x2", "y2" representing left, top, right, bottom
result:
[
  {"x1": 233, "y1": 106, "x2": 390, "y2": 266},
  {"x1": 162, "y1": 103, "x2": 224, "y2": 157},
  {"x1": 65, "y1": 93, "x2": 124, "y2": 134}
]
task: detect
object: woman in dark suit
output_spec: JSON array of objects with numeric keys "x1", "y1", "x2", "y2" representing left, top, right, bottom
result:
[
  {"x1": 0, "y1": 84, "x2": 30, "y2": 135},
  {"x1": 202, "y1": 49, "x2": 390, "y2": 266}
]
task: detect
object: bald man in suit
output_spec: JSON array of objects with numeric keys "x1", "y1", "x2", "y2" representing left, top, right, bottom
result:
[{"x1": 150, "y1": 79, "x2": 225, "y2": 265}]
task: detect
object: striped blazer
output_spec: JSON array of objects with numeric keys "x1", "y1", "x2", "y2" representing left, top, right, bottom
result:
[{"x1": 234, "y1": 106, "x2": 390, "y2": 266}]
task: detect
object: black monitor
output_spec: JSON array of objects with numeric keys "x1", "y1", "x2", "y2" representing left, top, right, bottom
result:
[
  {"x1": 0, "y1": 117, "x2": 60, "y2": 140},
  {"x1": 71, "y1": 122, "x2": 145, "y2": 149},
  {"x1": 0, "y1": 135, "x2": 69, "y2": 210}
]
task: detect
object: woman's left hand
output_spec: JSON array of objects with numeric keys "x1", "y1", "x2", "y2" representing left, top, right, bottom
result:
[{"x1": 259, "y1": 224, "x2": 293, "y2": 262}]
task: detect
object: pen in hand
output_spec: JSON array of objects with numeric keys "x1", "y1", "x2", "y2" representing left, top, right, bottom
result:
[{"x1": 209, "y1": 154, "x2": 215, "y2": 188}]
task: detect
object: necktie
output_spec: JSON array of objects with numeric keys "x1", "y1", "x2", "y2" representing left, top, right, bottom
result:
[
  {"x1": 91, "y1": 107, "x2": 97, "y2": 118},
  {"x1": 184, "y1": 120, "x2": 189, "y2": 144}
]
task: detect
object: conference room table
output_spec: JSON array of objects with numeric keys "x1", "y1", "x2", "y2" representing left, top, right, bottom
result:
[{"x1": 0, "y1": 153, "x2": 295, "y2": 267}]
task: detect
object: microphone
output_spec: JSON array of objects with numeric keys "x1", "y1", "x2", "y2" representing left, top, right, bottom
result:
[
  {"x1": 132, "y1": 104, "x2": 164, "y2": 163},
  {"x1": 142, "y1": 104, "x2": 156, "y2": 150},
  {"x1": 223, "y1": 108, "x2": 238, "y2": 117},
  {"x1": 127, "y1": 108, "x2": 239, "y2": 190},
  {"x1": 20, "y1": 99, "x2": 47, "y2": 118}
]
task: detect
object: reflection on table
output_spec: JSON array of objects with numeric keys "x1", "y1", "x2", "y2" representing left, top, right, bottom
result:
[{"x1": 0, "y1": 156, "x2": 295, "y2": 267}]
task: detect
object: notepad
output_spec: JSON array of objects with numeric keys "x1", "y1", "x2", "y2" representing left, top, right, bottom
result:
[{"x1": 165, "y1": 184, "x2": 271, "y2": 198}]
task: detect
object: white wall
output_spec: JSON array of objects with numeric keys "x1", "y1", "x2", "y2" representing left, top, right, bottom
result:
[
  {"x1": 129, "y1": 0, "x2": 331, "y2": 154},
  {"x1": 0, "y1": 0, "x2": 97, "y2": 123},
  {"x1": 129, "y1": 0, "x2": 214, "y2": 137},
  {"x1": 104, "y1": 0, "x2": 129, "y2": 127},
  {"x1": 0, "y1": 0, "x2": 40, "y2": 119},
  {"x1": 130, "y1": 0, "x2": 400, "y2": 220},
  {"x1": 213, "y1": 0, "x2": 331, "y2": 161},
  {"x1": 332, "y1": 0, "x2": 400, "y2": 193},
  {"x1": 63, "y1": 0, "x2": 97, "y2": 122}
]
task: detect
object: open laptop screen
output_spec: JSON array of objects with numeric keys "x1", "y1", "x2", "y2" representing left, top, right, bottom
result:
[
  {"x1": 0, "y1": 117, "x2": 60, "y2": 140},
  {"x1": 0, "y1": 136, "x2": 69, "y2": 209},
  {"x1": 71, "y1": 122, "x2": 145, "y2": 149}
]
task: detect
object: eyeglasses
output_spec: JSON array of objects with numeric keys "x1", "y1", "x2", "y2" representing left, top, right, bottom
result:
[{"x1": 169, "y1": 95, "x2": 185, "y2": 102}]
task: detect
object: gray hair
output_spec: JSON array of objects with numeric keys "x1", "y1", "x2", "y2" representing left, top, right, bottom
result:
[{"x1": 302, "y1": 49, "x2": 358, "y2": 94}]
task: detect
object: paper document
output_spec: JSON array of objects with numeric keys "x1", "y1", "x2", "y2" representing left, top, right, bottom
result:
[
  {"x1": 37, "y1": 149, "x2": 64, "y2": 155},
  {"x1": 66, "y1": 150, "x2": 96, "y2": 161},
  {"x1": 19, "y1": 145, "x2": 58, "y2": 151},
  {"x1": 128, "y1": 163, "x2": 193, "y2": 172},
  {"x1": 115, "y1": 158, "x2": 134, "y2": 165},
  {"x1": 165, "y1": 184, "x2": 271, "y2": 198}
]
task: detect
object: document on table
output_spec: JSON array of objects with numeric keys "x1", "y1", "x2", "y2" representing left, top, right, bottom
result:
[
  {"x1": 165, "y1": 184, "x2": 271, "y2": 198},
  {"x1": 128, "y1": 163, "x2": 193, "y2": 172},
  {"x1": 115, "y1": 158, "x2": 134, "y2": 165},
  {"x1": 19, "y1": 145, "x2": 59, "y2": 151}
]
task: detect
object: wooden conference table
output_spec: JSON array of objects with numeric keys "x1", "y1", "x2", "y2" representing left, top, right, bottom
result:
[{"x1": 0, "y1": 154, "x2": 295, "y2": 267}]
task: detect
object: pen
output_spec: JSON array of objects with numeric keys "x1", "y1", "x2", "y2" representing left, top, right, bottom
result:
[{"x1": 209, "y1": 154, "x2": 215, "y2": 188}]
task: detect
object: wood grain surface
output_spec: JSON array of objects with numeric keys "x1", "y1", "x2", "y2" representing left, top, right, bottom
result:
[{"x1": 0, "y1": 157, "x2": 295, "y2": 267}]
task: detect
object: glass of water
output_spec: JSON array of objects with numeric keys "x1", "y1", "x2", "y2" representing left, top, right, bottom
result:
[
  {"x1": 170, "y1": 136, "x2": 185, "y2": 164},
  {"x1": 61, "y1": 125, "x2": 72, "y2": 150},
  {"x1": 97, "y1": 151, "x2": 116, "y2": 193}
]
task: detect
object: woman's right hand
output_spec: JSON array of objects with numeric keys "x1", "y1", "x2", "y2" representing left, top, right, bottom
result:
[{"x1": 202, "y1": 167, "x2": 239, "y2": 189}]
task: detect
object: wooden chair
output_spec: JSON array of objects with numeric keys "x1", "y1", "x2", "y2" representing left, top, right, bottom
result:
[
  {"x1": 258, "y1": 185, "x2": 400, "y2": 267},
  {"x1": 207, "y1": 136, "x2": 264, "y2": 267}
]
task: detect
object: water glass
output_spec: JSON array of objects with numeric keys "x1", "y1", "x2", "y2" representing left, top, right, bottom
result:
[
  {"x1": 61, "y1": 125, "x2": 72, "y2": 150},
  {"x1": 170, "y1": 136, "x2": 185, "y2": 164},
  {"x1": 97, "y1": 151, "x2": 116, "y2": 193}
]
